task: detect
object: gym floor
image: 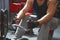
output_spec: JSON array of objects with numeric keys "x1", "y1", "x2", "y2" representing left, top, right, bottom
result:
[{"x1": 6, "y1": 25, "x2": 60, "y2": 40}]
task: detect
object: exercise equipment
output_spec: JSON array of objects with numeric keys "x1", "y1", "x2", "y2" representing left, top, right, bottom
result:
[
  {"x1": 12, "y1": 24, "x2": 30, "y2": 31},
  {"x1": 0, "y1": 0, "x2": 10, "y2": 40},
  {"x1": 0, "y1": 9, "x2": 8, "y2": 40},
  {"x1": 20, "y1": 38, "x2": 28, "y2": 40},
  {"x1": 27, "y1": 20, "x2": 39, "y2": 29}
]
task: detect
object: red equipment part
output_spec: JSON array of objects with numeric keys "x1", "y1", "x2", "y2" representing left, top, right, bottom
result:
[
  {"x1": 29, "y1": 7, "x2": 33, "y2": 13},
  {"x1": 10, "y1": 3, "x2": 24, "y2": 13}
]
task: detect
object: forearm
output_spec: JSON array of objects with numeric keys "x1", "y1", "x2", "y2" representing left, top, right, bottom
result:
[
  {"x1": 37, "y1": 13, "x2": 54, "y2": 25},
  {"x1": 37, "y1": 0, "x2": 57, "y2": 25},
  {"x1": 16, "y1": 0, "x2": 33, "y2": 21},
  {"x1": 16, "y1": 9, "x2": 27, "y2": 21},
  {"x1": 12, "y1": 0, "x2": 33, "y2": 25},
  {"x1": 37, "y1": 7, "x2": 56, "y2": 25}
]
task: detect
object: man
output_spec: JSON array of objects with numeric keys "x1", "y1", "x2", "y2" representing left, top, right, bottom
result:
[{"x1": 12, "y1": 0, "x2": 60, "y2": 40}]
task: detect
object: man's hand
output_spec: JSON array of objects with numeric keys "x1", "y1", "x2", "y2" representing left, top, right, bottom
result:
[
  {"x1": 27, "y1": 20, "x2": 39, "y2": 29},
  {"x1": 12, "y1": 18, "x2": 20, "y2": 24}
]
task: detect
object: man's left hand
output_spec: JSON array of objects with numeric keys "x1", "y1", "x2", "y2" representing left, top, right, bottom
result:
[{"x1": 27, "y1": 20, "x2": 39, "y2": 29}]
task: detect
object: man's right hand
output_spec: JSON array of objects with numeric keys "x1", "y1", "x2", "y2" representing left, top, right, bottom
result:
[{"x1": 12, "y1": 18, "x2": 20, "y2": 24}]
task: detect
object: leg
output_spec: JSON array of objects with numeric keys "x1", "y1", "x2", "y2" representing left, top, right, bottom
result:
[
  {"x1": 48, "y1": 30, "x2": 54, "y2": 40},
  {"x1": 37, "y1": 17, "x2": 60, "y2": 40},
  {"x1": 48, "y1": 17, "x2": 60, "y2": 40},
  {"x1": 37, "y1": 24, "x2": 49, "y2": 40}
]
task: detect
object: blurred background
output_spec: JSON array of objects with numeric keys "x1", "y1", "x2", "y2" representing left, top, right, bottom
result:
[{"x1": 0, "y1": 0, "x2": 60, "y2": 40}]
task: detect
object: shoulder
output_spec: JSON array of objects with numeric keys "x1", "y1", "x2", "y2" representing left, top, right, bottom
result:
[
  {"x1": 48, "y1": 0, "x2": 56, "y2": 1},
  {"x1": 47, "y1": 0, "x2": 57, "y2": 5},
  {"x1": 48, "y1": 0, "x2": 56, "y2": 3},
  {"x1": 26, "y1": 0, "x2": 34, "y2": 5},
  {"x1": 27, "y1": 0, "x2": 34, "y2": 3}
]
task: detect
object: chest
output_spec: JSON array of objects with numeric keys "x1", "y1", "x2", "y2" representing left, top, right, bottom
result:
[{"x1": 37, "y1": 0, "x2": 48, "y2": 6}]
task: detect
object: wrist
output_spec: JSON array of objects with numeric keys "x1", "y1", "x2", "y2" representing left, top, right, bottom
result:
[
  {"x1": 34, "y1": 21, "x2": 39, "y2": 26},
  {"x1": 37, "y1": 20, "x2": 42, "y2": 25}
]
